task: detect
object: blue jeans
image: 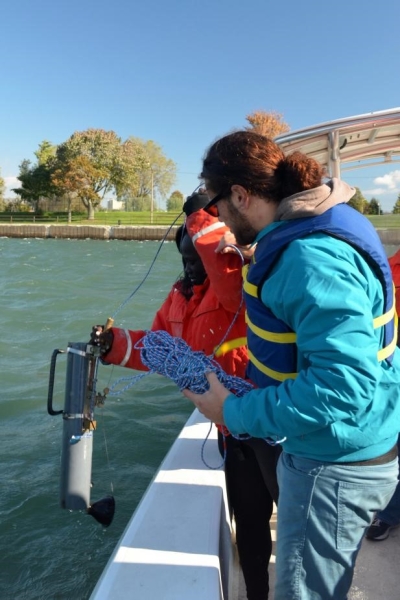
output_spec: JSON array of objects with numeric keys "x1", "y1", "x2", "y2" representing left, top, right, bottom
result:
[
  {"x1": 275, "y1": 451, "x2": 398, "y2": 600},
  {"x1": 376, "y1": 436, "x2": 400, "y2": 525}
]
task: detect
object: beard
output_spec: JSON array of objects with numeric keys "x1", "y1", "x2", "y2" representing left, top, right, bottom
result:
[{"x1": 225, "y1": 201, "x2": 258, "y2": 246}]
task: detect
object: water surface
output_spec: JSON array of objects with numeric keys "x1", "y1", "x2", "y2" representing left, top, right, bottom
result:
[{"x1": 0, "y1": 237, "x2": 193, "y2": 599}]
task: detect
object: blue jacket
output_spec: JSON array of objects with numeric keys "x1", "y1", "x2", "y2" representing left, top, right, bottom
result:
[{"x1": 224, "y1": 206, "x2": 400, "y2": 462}]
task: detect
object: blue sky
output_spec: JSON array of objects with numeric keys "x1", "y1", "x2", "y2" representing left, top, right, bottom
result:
[{"x1": 2, "y1": 0, "x2": 400, "y2": 211}]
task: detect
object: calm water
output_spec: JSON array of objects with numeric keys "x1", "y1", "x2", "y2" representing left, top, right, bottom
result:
[{"x1": 0, "y1": 237, "x2": 194, "y2": 600}]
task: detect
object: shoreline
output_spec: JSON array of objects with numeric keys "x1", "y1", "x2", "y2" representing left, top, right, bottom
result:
[
  {"x1": 0, "y1": 223, "x2": 399, "y2": 244},
  {"x1": 0, "y1": 224, "x2": 180, "y2": 241}
]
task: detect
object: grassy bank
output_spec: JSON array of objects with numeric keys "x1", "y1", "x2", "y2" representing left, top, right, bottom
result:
[
  {"x1": 0, "y1": 211, "x2": 185, "y2": 226},
  {"x1": 366, "y1": 215, "x2": 400, "y2": 228},
  {"x1": 0, "y1": 211, "x2": 399, "y2": 228}
]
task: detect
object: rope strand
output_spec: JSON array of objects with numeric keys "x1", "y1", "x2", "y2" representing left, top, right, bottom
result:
[{"x1": 111, "y1": 213, "x2": 183, "y2": 321}]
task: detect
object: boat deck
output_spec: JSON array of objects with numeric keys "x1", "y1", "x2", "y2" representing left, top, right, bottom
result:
[{"x1": 234, "y1": 508, "x2": 400, "y2": 599}]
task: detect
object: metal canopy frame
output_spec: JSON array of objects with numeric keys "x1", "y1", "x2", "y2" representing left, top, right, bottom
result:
[{"x1": 275, "y1": 108, "x2": 400, "y2": 178}]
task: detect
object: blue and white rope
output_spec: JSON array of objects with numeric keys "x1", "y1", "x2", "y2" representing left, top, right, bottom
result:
[
  {"x1": 106, "y1": 330, "x2": 286, "y2": 469},
  {"x1": 138, "y1": 331, "x2": 254, "y2": 395},
  {"x1": 107, "y1": 330, "x2": 253, "y2": 469}
]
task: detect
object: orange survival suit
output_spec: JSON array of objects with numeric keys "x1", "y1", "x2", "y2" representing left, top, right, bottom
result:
[
  {"x1": 389, "y1": 249, "x2": 400, "y2": 317},
  {"x1": 104, "y1": 208, "x2": 248, "y2": 378},
  {"x1": 389, "y1": 249, "x2": 400, "y2": 345}
]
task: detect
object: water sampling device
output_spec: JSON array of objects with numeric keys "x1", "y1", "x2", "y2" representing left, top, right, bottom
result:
[{"x1": 47, "y1": 320, "x2": 115, "y2": 527}]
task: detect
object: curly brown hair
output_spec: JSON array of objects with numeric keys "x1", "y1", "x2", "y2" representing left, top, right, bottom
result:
[{"x1": 200, "y1": 131, "x2": 325, "y2": 202}]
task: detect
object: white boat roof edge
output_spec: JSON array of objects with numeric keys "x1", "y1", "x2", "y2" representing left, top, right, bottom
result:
[{"x1": 275, "y1": 107, "x2": 400, "y2": 178}]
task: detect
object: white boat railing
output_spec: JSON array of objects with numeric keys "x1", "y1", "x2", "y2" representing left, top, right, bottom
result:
[{"x1": 90, "y1": 409, "x2": 237, "y2": 600}]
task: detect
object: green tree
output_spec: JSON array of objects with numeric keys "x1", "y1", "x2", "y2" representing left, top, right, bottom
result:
[
  {"x1": 12, "y1": 140, "x2": 57, "y2": 211},
  {"x1": 392, "y1": 194, "x2": 400, "y2": 214},
  {"x1": 55, "y1": 129, "x2": 142, "y2": 220},
  {"x1": 13, "y1": 158, "x2": 54, "y2": 212},
  {"x1": 4, "y1": 197, "x2": 25, "y2": 212},
  {"x1": 0, "y1": 169, "x2": 6, "y2": 211},
  {"x1": 35, "y1": 140, "x2": 57, "y2": 165},
  {"x1": 124, "y1": 195, "x2": 152, "y2": 211},
  {"x1": 123, "y1": 138, "x2": 176, "y2": 203},
  {"x1": 0, "y1": 168, "x2": 5, "y2": 204},
  {"x1": 369, "y1": 198, "x2": 381, "y2": 215},
  {"x1": 167, "y1": 190, "x2": 184, "y2": 211},
  {"x1": 245, "y1": 109, "x2": 290, "y2": 138},
  {"x1": 347, "y1": 187, "x2": 367, "y2": 213}
]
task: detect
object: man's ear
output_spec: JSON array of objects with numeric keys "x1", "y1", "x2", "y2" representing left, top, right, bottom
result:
[{"x1": 231, "y1": 184, "x2": 249, "y2": 210}]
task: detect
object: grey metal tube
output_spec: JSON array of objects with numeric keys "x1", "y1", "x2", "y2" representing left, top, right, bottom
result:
[{"x1": 60, "y1": 342, "x2": 95, "y2": 511}]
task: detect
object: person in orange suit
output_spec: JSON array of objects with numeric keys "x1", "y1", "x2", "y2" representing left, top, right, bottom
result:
[{"x1": 92, "y1": 191, "x2": 281, "y2": 600}]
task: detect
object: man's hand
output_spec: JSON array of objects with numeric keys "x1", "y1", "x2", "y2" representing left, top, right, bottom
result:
[{"x1": 183, "y1": 372, "x2": 231, "y2": 424}]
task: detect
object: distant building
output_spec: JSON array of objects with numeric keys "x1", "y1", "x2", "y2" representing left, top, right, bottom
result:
[{"x1": 107, "y1": 199, "x2": 124, "y2": 211}]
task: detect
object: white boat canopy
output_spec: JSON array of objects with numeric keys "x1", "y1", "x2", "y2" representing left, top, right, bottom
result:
[{"x1": 275, "y1": 107, "x2": 400, "y2": 179}]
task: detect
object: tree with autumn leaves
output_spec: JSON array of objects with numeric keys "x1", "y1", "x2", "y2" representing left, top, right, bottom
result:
[
  {"x1": 53, "y1": 130, "x2": 142, "y2": 220},
  {"x1": 51, "y1": 155, "x2": 106, "y2": 222},
  {"x1": 13, "y1": 129, "x2": 177, "y2": 219},
  {"x1": 245, "y1": 109, "x2": 290, "y2": 138}
]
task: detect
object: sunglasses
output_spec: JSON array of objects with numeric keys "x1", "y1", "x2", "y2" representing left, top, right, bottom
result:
[{"x1": 204, "y1": 191, "x2": 226, "y2": 217}]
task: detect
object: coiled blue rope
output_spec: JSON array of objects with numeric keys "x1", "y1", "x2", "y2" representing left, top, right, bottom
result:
[
  {"x1": 138, "y1": 330, "x2": 258, "y2": 469},
  {"x1": 107, "y1": 331, "x2": 254, "y2": 397},
  {"x1": 106, "y1": 330, "x2": 286, "y2": 469},
  {"x1": 138, "y1": 331, "x2": 254, "y2": 395},
  {"x1": 107, "y1": 330, "x2": 253, "y2": 469}
]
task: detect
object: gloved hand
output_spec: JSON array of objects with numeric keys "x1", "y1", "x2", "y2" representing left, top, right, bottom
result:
[
  {"x1": 183, "y1": 192, "x2": 210, "y2": 217},
  {"x1": 90, "y1": 325, "x2": 114, "y2": 356}
]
